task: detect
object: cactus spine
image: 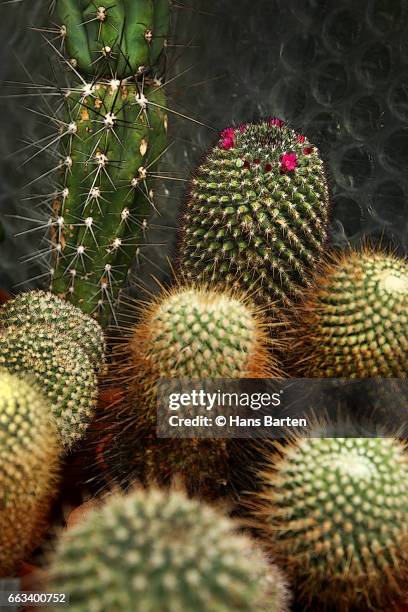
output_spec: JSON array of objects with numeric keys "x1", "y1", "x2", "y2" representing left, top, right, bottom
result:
[
  {"x1": 49, "y1": 487, "x2": 289, "y2": 612},
  {"x1": 0, "y1": 370, "x2": 59, "y2": 575},
  {"x1": 179, "y1": 119, "x2": 330, "y2": 307},
  {"x1": 102, "y1": 285, "x2": 281, "y2": 496},
  {"x1": 37, "y1": 2, "x2": 169, "y2": 325},
  {"x1": 253, "y1": 436, "x2": 408, "y2": 611},
  {"x1": 291, "y1": 249, "x2": 408, "y2": 377}
]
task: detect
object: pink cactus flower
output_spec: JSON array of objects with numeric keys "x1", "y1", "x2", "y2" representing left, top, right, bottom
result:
[
  {"x1": 269, "y1": 117, "x2": 285, "y2": 128},
  {"x1": 297, "y1": 134, "x2": 306, "y2": 144},
  {"x1": 219, "y1": 127, "x2": 235, "y2": 150},
  {"x1": 303, "y1": 146, "x2": 314, "y2": 155},
  {"x1": 280, "y1": 152, "x2": 298, "y2": 173}
]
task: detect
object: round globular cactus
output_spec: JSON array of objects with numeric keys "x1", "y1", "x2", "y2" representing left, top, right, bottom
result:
[
  {"x1": 0, "y1": 291, "x2": 105, "y2": 371},
  {"x1": 179, "y1": 119, "x2": 330, "y2": 307},
  {"x1": 0, "y1": 370, "x2": 59, "y2": 576},
  {"x1": 252, "y1": 436, "x2": 408, "y2": 611},
  {"x1": 49, "y1": 487, "x2": 289, "y2": 612},
  {"x1": 101, "y1": 285, "x2": 282, "y2": 496},
  {"x1": 291, "y1": 249, "x2": 408, "y2": 377},
  {"x1": 0, "y1": 325, "x2": 97, "y2": 448}
]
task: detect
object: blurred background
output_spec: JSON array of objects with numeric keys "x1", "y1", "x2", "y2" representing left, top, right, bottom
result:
[{"x1": 0, "y1": 0, "x2": 407, "y2": 295}]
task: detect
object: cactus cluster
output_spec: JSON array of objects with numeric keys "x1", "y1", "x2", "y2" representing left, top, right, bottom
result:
[
  {"x1": 292, "y1": 249, "x2": 408, "y2": 377},
  {"x1": 0, "y1": 292, "x2": 103, "y2": 447},
  {"x1": 253, "y1": 436, "x2": 408, "y2": 611},
  {"x1": 49, "y1": 487, "x2": 289, "y2": 612},
  {"x1": 0, "y1": 369, "x2": 59, "y2": 575},
  {"x1": 179, "y1": 119, "x2": 330, "y2": 307},
  {"x1": 102, "y1": 285, "x2": 280, "y2": 495}
]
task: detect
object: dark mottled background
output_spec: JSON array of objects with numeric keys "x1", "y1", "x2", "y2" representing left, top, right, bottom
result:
[{"x1": 0, "y1": 0, "x2": 407, "y2": 296}]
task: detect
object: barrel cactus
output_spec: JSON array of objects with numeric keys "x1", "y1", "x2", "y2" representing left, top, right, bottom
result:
[
  {"x1": 253, "y1": 436, "x2": 408, "y2": 611},
  {"x1": 28, "y1": 2, "x2": 170, "y2": 326},
  {"x1": 0, "y1": 324, "x2": 98, "y2": 448},
  {"x1": 0, "y1": 370, "x2": 59, "y2": 575},
  {"x1": 291, "y1": 249, "x2": 408, "y2": 377},
  {"x1": 101, "y1": 285, "x2": 281, "y2": 496},
  {"x1": 0, "y1": 290, "x2": 105, "y2": 370},
  {"x1": 179, "y1": 118, "x2": 330, "y2": 307},
  {"x1": 49, "y1": 487, "x2": 289, "y2": 612}
]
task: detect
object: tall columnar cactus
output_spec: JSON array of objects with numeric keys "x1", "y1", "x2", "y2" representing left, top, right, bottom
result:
[
  {"x1": 0, "y1": 325, "x2": 98, "y2": 448},
  {"x1": 179, "y1": 119, "x2": 330, "y2": 307},
  {"x1": 34, "y1": 2, "x2": 169, "y2": 325},
  {"x1": 253, "y1": 437, "x2": 408, "y2": 611},
  {"x1": 0, "y1": 369, "x2": 59, "y2": 575},
  {"x1": 102, "y1": 285, "x2": 281, "y2": 496},
  {"x1": 49, "y1": 487, "x2": 289, "y2": 612},
  {"x1": 291, "y1": 249, "x2": 408, "y2": 377},
  {"x1": 0, "y1": 290, "x2": 105, "y2": 370}
]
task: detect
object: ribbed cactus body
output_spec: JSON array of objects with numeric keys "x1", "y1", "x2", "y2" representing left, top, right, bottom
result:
[
  {"x1": 179, "y1": 119, "x2": 330, "y2": 306},
  {"x1": 29, "y1": 2, "x2": 171, "y2": 325},
  {"x1": 102, "y1": 286, "x2": 279, "y2": 496},
  {"x1": 50, "y1": 80, "x2": 167, "y2": 322},
  {"x1": 0, "y1": 370, "x2": 59, "y2": 575},
  {"x1": 57, "y1": 0, "x2": 169, "y2": 78},
  {"x1": 292, "y1": 250, "x2": 408, "y2": 377},
  {"x1": 254, "y1": 437, "x2": 408, "y2": 611},
  {"x1": 0, "y1": 325, "x2": 97, "y2": 447},
  {"x1": 0, "y1": 291, "x2": 105, "y2": 370},
  {"x1": 49, "y1": 488, "x2": 289, "y2": 612}
]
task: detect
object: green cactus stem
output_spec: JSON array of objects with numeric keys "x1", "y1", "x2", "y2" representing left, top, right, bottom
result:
[
  {"x1": 291, "y1": 248, "x2": 408, "y2": 377},
  {"x1": 49, "y1": 487, "x2": 289, "y2": 612},
  {"x1": 25, "y1": 2, "x2": 171, "y2": 326},
  {"x1": 179, "y1": 118, "x2": 330, "y2": 307},
  {"x1": 0, "y1": 369, "x2": 59, "y2": 575},
  {"x1": 252, "y1": 436, "x2": 408, "y2": 611}
]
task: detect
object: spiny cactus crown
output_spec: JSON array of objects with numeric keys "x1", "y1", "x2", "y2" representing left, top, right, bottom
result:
[
  {"x1": 57, "y1": 0, "x2": 169, "y2": 78},
  {"x1": 255, "y1": 436, "x2": 408, "y2": 610},
  {"x1": 294, "y1": 250, "x2": 408, "y2": 377},
  {"x1": 0, "y1": 325, "x2": 97, "y2": 448},
  {"x1": 0, "y1": 369, "x2": 59, "y2": 575},
  {"x1": 131, "y1": 286, "x2": 277, "y2": 378},
  {"x1": 49, "y1": 488, "x2": 288, "y2": 612},
  {"x1": 0, "y1": 291, "x2": 105, "y2": 370},
  {"x1": 180, "y1": 118, "x2": 330, "y2": 306}
]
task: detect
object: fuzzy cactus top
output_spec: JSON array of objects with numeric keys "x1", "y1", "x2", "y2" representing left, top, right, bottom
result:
[{"x1": 292, "y1": 249, "x2": 408, "y2": 377}]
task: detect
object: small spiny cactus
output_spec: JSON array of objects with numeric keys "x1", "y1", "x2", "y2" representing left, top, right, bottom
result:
[
  {"x1": 102, "y1": 285, "x2": 282, "y2": 496},
  {"x1": 252, "y1": 436, "x2": 408, "y2": 611},
  {"x1": 0, "y1": 324, "x2": 98, "y2": 448},
  {"x1": 291, "y1": 248, "x2": 408, "y2": 377},
  {"x1": 0, "y1": 369, "x2": 59, "y2": 575},
  {"x1": 179, "y1": 118, "x2": 330, "y2": 307},
  {"x1": 0, "y1": 290, "x2": 105, "y2": 370},
  {"x1": 49, "y1": 487, "x2": 289, "y2": 612}
]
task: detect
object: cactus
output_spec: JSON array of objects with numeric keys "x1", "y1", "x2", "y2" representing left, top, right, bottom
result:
[
  {"x1": 29, "y1": 2, "x2": 170, "y2": 325},
  {"x1": 0, "y1": 290, "x2": 105, "y2": 371},
  {"x1": 291, "y1": 249, "x2": 408, "y2": 377},
  {"x1": 253, "y1": 436, "x2": 408, "y2": 611},
  {"x1": 179, "y1": 119, "x2": 330, "y2": 307},
  {"x1": 0, "y1": 369, "x2": 59, "y2": 575},
  {"x1": 101, "y1": 285, "x2": 281, "y2": 496},
  {"x1": 49, "y1": 487, "x2": 289, "y2": 612},
  {"x1": 0, "y1": 324, "x2": 98, "y2": 448}
]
